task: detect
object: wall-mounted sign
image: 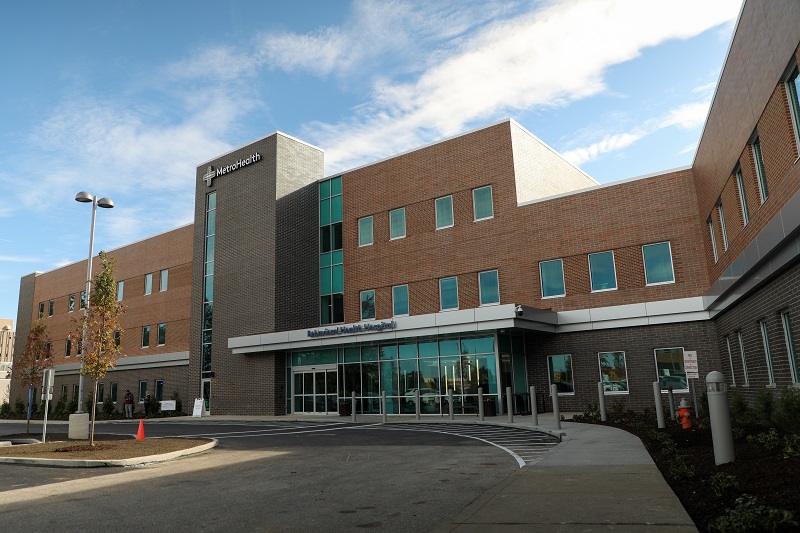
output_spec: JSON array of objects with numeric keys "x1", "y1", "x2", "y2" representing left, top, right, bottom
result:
[
  {"x1": 683, "y1": 350, "x2": 699, "y2": 379},
  {"x1": 203, "y1": 152, "x2": 262, "y2": 186},
  {"x1": 307, "y1": 321, "x2": 397, "y2": 338}
]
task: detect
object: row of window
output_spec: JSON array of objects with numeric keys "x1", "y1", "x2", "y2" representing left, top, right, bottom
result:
[
  {"x1": 548, "y1": 347, "x2": 691, "y2": 396},
  {"x1": 38, "y1": 269, "x2": 169, "y2": 319},
  {"x1": 57, "y1": 379, "x2": 166, "y2": 404},
  {"x1": 723, "y1": 310, "x2": 798, "y2": 386},
  {"x1": 358, "y1": 185, "x2": 494, "y2": 246},
  {"x1": 708, "y1": 66, "x2": 800, "y2": 263}
]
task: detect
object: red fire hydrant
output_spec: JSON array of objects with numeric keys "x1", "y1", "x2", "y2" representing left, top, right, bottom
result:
[{"x1": 678, "y1": 398, "x2": 692, "y2": 429}]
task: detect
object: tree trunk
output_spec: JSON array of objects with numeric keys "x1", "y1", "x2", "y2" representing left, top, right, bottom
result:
[
  {"x1": 90, "y1": 379, "x2": 98, "y2": 446},
  {"x1": 26, "y1": 384, "x2": 33, "y2": 434}
]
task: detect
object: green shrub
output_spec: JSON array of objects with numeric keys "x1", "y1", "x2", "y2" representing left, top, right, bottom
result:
[
  {"x1": 773, "y1": 386, "x2": 800, "y2": 434},
  {"x1": 668, "y1": 453, "x2": 695, "y2": 480},
  {"x1": 14, "y1": 396, "x2": 26, "y2": 417},
  {"x1": 0, "y1": 401, "x2": 10, "y2": 418},
  {"x1": 783, "y1": 433, "x2": 800, "y2": 459},
  {"x1": 730, "y1": 390, "x2": 750, "y2": 421},
  {"x1": 746, "y1": 428, "x2": 782, "y2": 452},
  {"x1": 171, "y1": 391, "x2": 184, "y2": 415},
  {"x1": 102, "y1": 396, "x2": 116, "y2": 416},
  {"x1": 51, "y1": 396, "x2": 66, "y2": 418},
  {"x1": 698, "y1": 391, "x2": 709, "y2": 419},
  {"x1": 754, "y1": 388, "x2": 776, "y2": 427},
  {"x1": 66, "y1": 397, "x2": 78, "y2": 415},
  {"x1": 709, "y1": 472, "x2": 739, "y2": 498},
  {"x1": 708, "y1": 494, "x2": 797, "y2": 532},
  {"x1": 572, "y1": 402, "x2": 600, "y2": 423},
  {"x1": 732, "y1": 426, "x2": 747, "y2": 440},
  {"x1": 84, "y1": 392, "x2": 93, "y2": 413}
]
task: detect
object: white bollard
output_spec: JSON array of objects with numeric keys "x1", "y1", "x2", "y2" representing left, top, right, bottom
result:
[
  {"x1": 550, "y1": 384, "x2": 561, "y2": 430},
  {"x1": 478, "y1": 387, "x2": 484, "y2": 421},
  {"x1": 653, "y1": 382, "x2": 665, "y2": 428},
  {"x1": 597, "y1": 382, "x2": 607, "y2": 422},
  {"x1": 506, "y1": 386, "x2": 514, "y2": 423},
  {"x1": 351, "y1": 391, "x2": 356, "y2": 423},
  {"x1": 415, "y1": 389, "x2": 421, "y2": 420},
  {"x1": 707, "y1": 371, "x2": 736, "y2": 465},
  {"x1": 448, "y1": 389, "x2": 454, "y2": 420},
  {"x1": 382, "y1": 391, "x2": 387, "y2": 423},
  {"x1": 529, "y1": 386, "x2": 538, "y2": 426}
]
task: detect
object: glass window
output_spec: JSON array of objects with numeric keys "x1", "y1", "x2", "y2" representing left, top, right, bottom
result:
[
  {"x1": 788, "y1": 68, "x2": 800, "y2": 150},
  {"x1": 599, "y1": 352, "x2": 628, "y2": 393},
  {"x1": 655, "y1": 347, "x2": 688, "y2": 392},
  {"x1": 642, "y1": 242, "x2": 675, "y2": 285},
  {"x1": 389, "y1": 208, "x2": 406, "y2": 239},
  {"x1": 360, "y1": 290, "x2": 375, "y2": 320},
  {"x1": 114, "y1": 330, "x2": 121, "y2": 348},
  {"x1": 435, "y1": 196, "x2": 454, "y2": 229},
  {"x1": 48, "y1": 299, "x2": 54, "y2": 317},
  {"x1": 69, "y1": 294, "x2": 75, "y2": 312},
  {"x1": 736, "y1": 170, "x2": 749, "y2": 226},
  {"x1": 80, "y1": 291, "x2": 86, "y2": 310},
  {"x1": 540, "y1": 259, "x2": 565, "y2": 298},
  {"x1": 158, "y1": 323, "x2": 166, "y2": 345},
  {"x1": 760, "y1": 320, "x2": 775, "y2": 385},
  {"x1": 548, "y1": 355, "x2": 574, "y2": 394},
  {"x1": 160, "y1": 269, "x2": 168, "y2": 291},
  {"x1": 358, "y1": 216, "x2": 373, "y2": 246},
  {"x1": 142, "y1": 325, "x2": 150, "y2": 348},
  {"x1": 139, "y1": 380, "x2": 147, "y2": 402},
  {"x1": 738, "y1": 330, "x2": 749, "y2": 385},
  {"x1": 781, "y1": 312, "x2": 798, "y2": 383},
  {"x1": 725, "y1": 336, "x2": 736, "y2": 386},
  {"x1": 753, "y1": 137, "x2": 768, "y2": 204},
  {"x1": 65, "y1": 339, "x2": 72, "y2": 357},
  {"x1": 156, "y1": 380, "x2": 164, "y2": 401},
  {"x1": 478, "y1": 270, "x2": 500, "y2": 306},
  {"x1": 392, "y1": 285, "x2": 409, "y2": 316},
  {"x1": 473, "y1": 186, "x2": 494, "y2": 221},
  {"x1": 38, "y1": 302, "x2": 44, "y2": 319},
  {"x1": 439, "y1": 277, "x2": 458, "y2": 310},
  {"x1": 718, "y1": 202, "x2": 728, "y2": 251},
  {"x1": 588, "y1": 251, "x2": 617, "y2": 291},
  {"x1": 110, "y1": 382, "x2": 118, "y2": 402},
  {"x1": 97, "y1": 383, "x2": 104, "y2": 403},
  {"x1": 117, "y1": 281, "x2": 124, "y2": 301},
  {"x1": 144, "y1": 273, "x2": 153, "y2": 295},
  {"x1": 708, "y1": 219, "x2": 718, "y2": 263}
]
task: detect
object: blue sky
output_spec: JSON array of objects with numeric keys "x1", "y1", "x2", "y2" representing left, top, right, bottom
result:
[{"x1": 0, "y1": 0, "x2": 742, "y2": 324}]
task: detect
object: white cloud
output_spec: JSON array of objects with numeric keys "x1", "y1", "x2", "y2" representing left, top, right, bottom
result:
[
  {"x1": 561, "y1": 131, "x2": 645, "y2": 167},
  {"x1": 659, "y1": 101, "x2": 711, "y2": 130},
  {"x1": 0, "y1": 256, "x2": 37, "y2": 263}
]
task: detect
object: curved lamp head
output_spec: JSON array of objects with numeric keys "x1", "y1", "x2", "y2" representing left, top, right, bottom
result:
[
  {"x1": 97, "y1": 197, "x2": 114, "y2": 209},
  {"x1": 75, "y1": 191, "x2": 93, "y2": 203}
]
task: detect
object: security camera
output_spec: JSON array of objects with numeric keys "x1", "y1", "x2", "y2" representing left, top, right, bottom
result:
[{"x1": 515, "y1": 305, "x2": 523, "y2": 317}]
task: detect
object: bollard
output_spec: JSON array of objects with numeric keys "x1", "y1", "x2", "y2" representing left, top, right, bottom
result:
[
  {"x1": 351, "y1": 391, "x2": 357, "y2": 423},
  {"x1": 448, "y1": 389, "x2": 454, "y2": 420},
  {"x1": 707, "y1": 371, "x2": 735, "y2": 465},
  {"x1": 653, "y1": 382, "x2": 665, "y2": 428},
  {"x1": 478, "y1": 387, "x2": 485, "y2": 421},
  {"x1": 506, "y1": 386, "x2": 514, "y2": 423},
  {"x1": 667, "y1": 387, "x2": 676, "y2": 420},
  {"x1": 382, "y1": 391, "x2": 387, "y2": 423},
  {"x1": 550, "y1": 384, "x2": 561, "y2": 430},
  {"x1": 529, "y1": 386, "x2": 538, "y2": 426},
  {"x1": 597, "y1": 382, "x2": 607, "y2": 422},
  {"x1": 415, "y1": 389, "x2": 421, "y2": 420}
]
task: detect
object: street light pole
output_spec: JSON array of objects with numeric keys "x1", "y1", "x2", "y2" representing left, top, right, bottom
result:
[{"x1": 75, "y1": 191, "x2": 114, "y2": 414}]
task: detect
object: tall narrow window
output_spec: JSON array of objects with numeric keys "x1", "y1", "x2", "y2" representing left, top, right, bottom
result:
[
  {"x1": 781, "y1": 311, "x2": 798, "y2": 383},
  {"x1": 599, "y1": 352, "x2": 628, "y2": 393},
  {"x1": 642, "y1": 242, "x2": 675, "y2": 285},
  {"x1": 38, "y1": 302, "x2": 44, "y2": 319},
  {"x1": 158, "y1": 323, "x2": 166, "y2": 346},
  {"x1": 735, "y1": 170, "x2": 749, "y2": 226},
  {"x1": 548, "y1": 355, "x2": 574, "y2": 394},
  {"x1": 787, "y1": 68, "x2": 800, "y2": 149},
  {"x1": 435, "y1": 195, "x2": 454, "y2": 229},
  {"x1": 97, "y1": 383, "x2": 104, "y2": 403},
  {"x1": 358, "y1": 216, "x2": 373, "y2": 246},
  {"x1": 160, "y1": 269, "x2": 168, "y2": 291},
  {"x1": 718, "y1": 202, "x2": 728, "y2": 251},
  {"x1": 739, "y1": 330, "x2": 751, "y2": 385},
  {"x1": 753, "y1": 137, "x2": 768, "y2": 204},
  {"x1": 439, "y1": 277, "x2": 459, "y2": 311},
  {"x1": 725, "y1": 336, "x2": 736, "y2": 386},
  {"x1": 472, "y1": 186, "x2": 494, "y2": 221},
  {"x1": 360, "y1": 290, "x2": 375, "y2": 320},
  {"x1": 117, "y1": 281, "x2": 124, "y2": 301},
  {"x1": 48, "y1": 299, "x2": 54, "y2": 317},
  {"x1": 392, "y1": 285, "x2": 409, "y2": 316},
  {"x1": 156, "y1": 380, "x2": 164, "y2": 401},
  {"x1": 144, "y1": 273, "x2": 153, "y2": 295},
  {"x1": 540, "y1": 259, "x2": 566, "y2": 298},
  {"x1": 760, "y1": 320, "x2": 775, "y2": 385},
  {"x1": 478, "y1": 270, "x2": 500, "y2": 306},
  {"x1": 69, "y1": 294, "x2": 75, "y2": 312},
  {"x1": 80, "y1": 291, "x2": 86, "y2": 310},
  {"x1": 202, "y1": 191, "x2": 216, "y2": 376},
  {"x1": 588, "y1": 251, "x2": 617, "y2": 291},
  {"x1": 65, "y1": 339, "x2": 72, "y2": 358},
  {"x1": 708, "y1": 218, "x2": 718, "y2": 263},
  {"x1": 142, "y1": 325, "x2": 150, "y2": 349},
  {"x1": 655, "y1": 347, "x2": 688, "y2": 392},
  {"x1": 389, "y1": 208, "x2": 406, "y2": 240}
]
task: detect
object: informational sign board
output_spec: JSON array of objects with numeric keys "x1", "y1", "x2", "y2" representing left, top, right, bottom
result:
[
  {"x1": 683, "y1": 350, "x2": 699, "y2": 379},
  {"x1": 192, "y1": 398, "x2": 204, "y2": 417},
  {"x1": 160, "y1": 400, "x2": 176, "y2": 411}
]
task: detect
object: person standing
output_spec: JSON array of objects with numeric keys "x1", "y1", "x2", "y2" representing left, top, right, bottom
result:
[
  {"x1": 123, "y1": 389, "x2": 134, "y2": 419},
  {"x1": 143, "y1": 390, "x2": 151, "y2": 418}
]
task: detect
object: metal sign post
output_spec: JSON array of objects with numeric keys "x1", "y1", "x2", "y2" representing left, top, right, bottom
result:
[
  {"x1": 683, "y1": 351, "x2": 700, "y2": 414},
  {"x1": 41, "y1": 368, "x2": 54, "y2": 443}
]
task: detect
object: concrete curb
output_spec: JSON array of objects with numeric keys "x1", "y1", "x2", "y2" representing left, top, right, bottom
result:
[{"x1": 0, "y1": 438, "x2": 219, "y2": 468}]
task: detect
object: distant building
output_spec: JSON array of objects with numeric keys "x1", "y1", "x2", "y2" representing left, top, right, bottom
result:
[
  {"x1": 0, "y1": 319, "x2": 13, "y2": 404},
  {"x1": 10, "y1": 1, "x2": 800, "y2": 416}
]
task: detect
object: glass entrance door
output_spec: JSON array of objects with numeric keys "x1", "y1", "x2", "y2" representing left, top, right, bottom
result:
[
  {"x1": 201, "y1": 378, "x2": 211, "y2": 416},
  {"x1": 293, "y1": 367, "x2": 337, "y2": 414}
]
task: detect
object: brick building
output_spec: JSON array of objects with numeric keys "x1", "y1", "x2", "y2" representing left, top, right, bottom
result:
[{"x1": 10, "y1": 0, "x2": 800, "y2": 417}]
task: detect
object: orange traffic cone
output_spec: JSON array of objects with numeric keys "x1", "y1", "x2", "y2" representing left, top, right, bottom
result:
[{"x1": 136, "y1": 418, "x2": 146, "y2": 440}]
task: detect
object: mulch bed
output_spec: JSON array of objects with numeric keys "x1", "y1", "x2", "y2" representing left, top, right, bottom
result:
[{"x1": 0, "y1": 433, "x2": 210, "y2": 460}]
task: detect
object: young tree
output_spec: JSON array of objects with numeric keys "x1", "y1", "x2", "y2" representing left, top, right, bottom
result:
[
  {"x1": 17, "y1": 319, "x2": 53, "y2": 433},
  {"x1": 73, "y1": 251, "x2": 125, "y2": 445}
]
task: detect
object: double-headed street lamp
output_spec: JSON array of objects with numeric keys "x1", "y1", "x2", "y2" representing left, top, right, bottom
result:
[{"x1": 74, "y1": 191, "x2": 114, "y2": 414}]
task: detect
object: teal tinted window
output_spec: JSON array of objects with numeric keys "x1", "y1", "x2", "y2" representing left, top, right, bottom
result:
[
  {"x1": 392, "y1": 285, "x2": 409, "y2": 316},
  {"x1": 319, "y1": 180, "x2": 330, "y2": 199},
  {"x1": 331, "y1": 250, "x2": 343, "y2": 265},
  {"x1": 540, "y1": 259, "x2": 565, "y2": 297},
  {"x1": 380, "y1": 345, "x2": 398, "y2": 360},
  {"x1": 418, "y1": 341, "x2": 438, "y2": 357},
  {"x1": 478, "y1": 270, "x2": 499, "y2": 305},
  {"x1": 439, "y1": 277, "x2": 458, "y2": 310},
  {"x1": 439, "y1": 339, "x2": 460, "y2": 356},
  {"x1": 398, "y1": 343, "x2": 418, "y2": 359},
  {"x1": 360, "y1": 290, "x2": 375, "y2": 320},
  {"x1": 320, "y1": 253, "x2": 331, "y2": 267},
  {"x1": 642, "y1": 242, "x2": 675, "y2": 285},
  {"x1": 293, "y1": 349, "x2": 337, "y2": 366},
  {"x1": 359, "y1": 216, "x2": 373, "y2": 246},
  {"x1": 207, "y1": 191, "x2": 216, "y2": 210},
  {"x1": 330, "y1": 195, "x2": 342, "y2": 223},
  {"x1": 435, "y1": 196, "x2": 453, "y2": 229},
  {"x1": 205, "y1": 236, "x2": 215, "y2": 262},
  {"x1": 320, "y1": 198, "x2": 331, "y2": 226},
  {"x1": 460, "y1": 336, "x2": 494, "y2": 355},
  {"x1": 390, "y1": 208, "x2": 406, "y2": 239},
  {"x1": 362, "y1": 346, "x2": 379, "y2": 361},
  {"x1": 589, "y1": 251, "x2": 617, "y2": 291},
  {"x1": 330, "y1": 176, "x2": 342, "y2": 196},
  {"x1": 332, "y1": 264, "x2": 344, "y2": 293},
  {"x1": 345, "y1": 347, "x2": 361, "y2": 363},
  {"x1": 206, "y1": 210, "x2": 215, "y2": 235},
  {"x1": 473, "y1": 186, "x2": 494, "y2": 220},
  {"x1": 320, "y1": 267, "x2": 332, "y2": 295}
]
